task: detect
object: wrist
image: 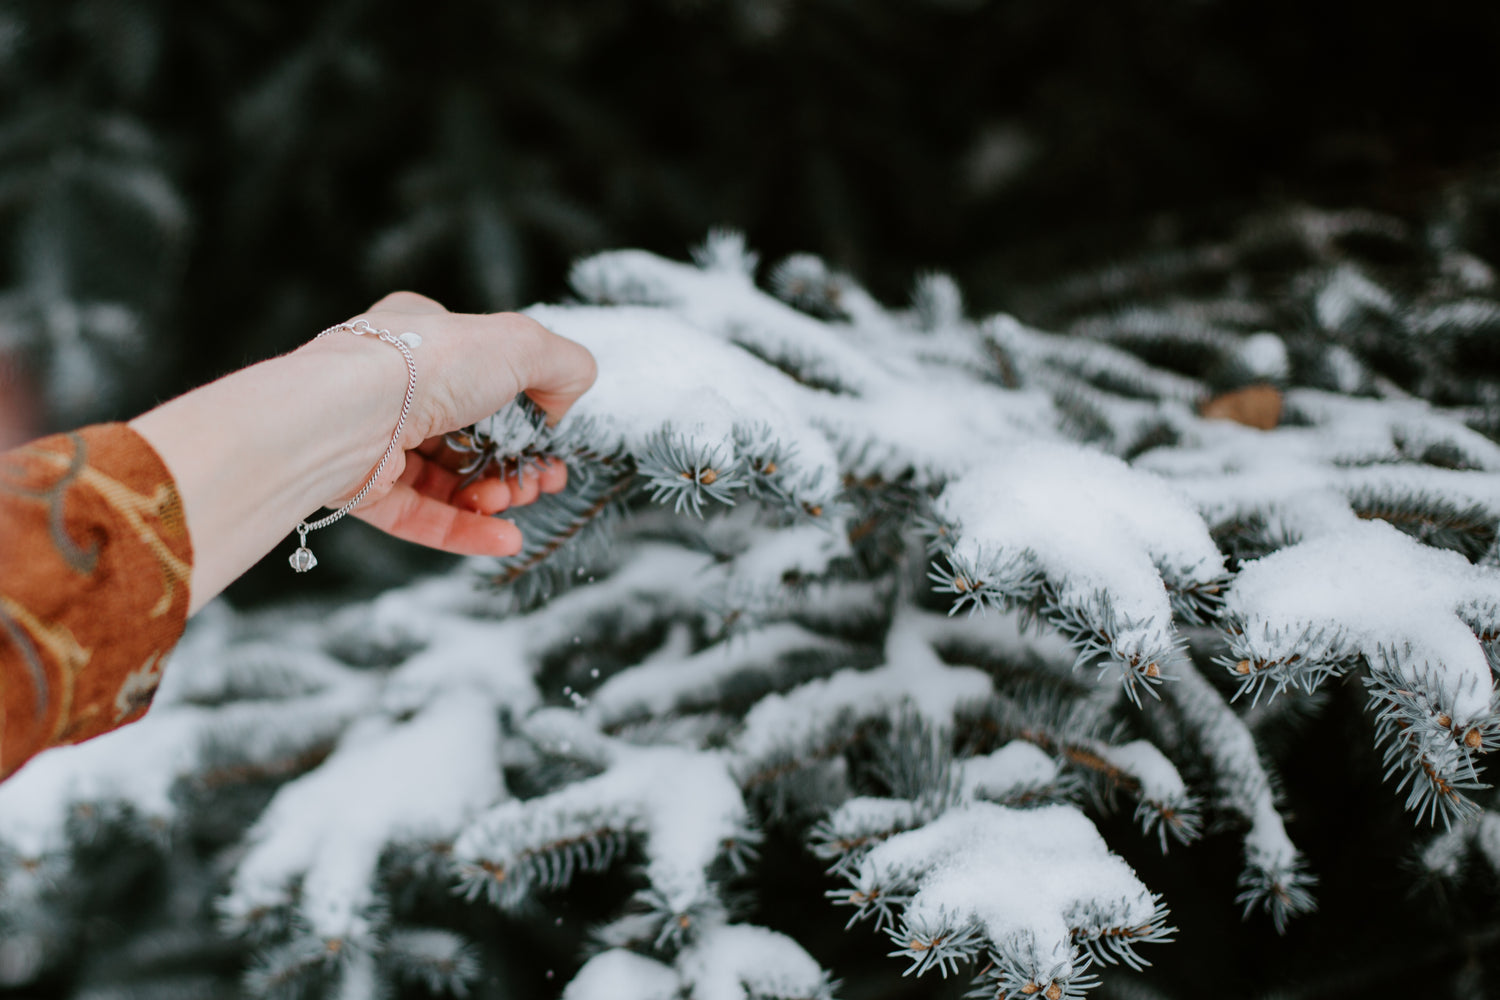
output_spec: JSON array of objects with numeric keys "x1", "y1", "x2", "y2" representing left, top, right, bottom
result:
[{"x1": 287, "y1": 333, "x2": 414, "y2": 510}]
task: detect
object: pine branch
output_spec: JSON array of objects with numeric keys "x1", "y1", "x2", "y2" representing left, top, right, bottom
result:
[
  {"x1": 959, "y1": 696, "x2": 1201, "y2": 851},
  {"x1": 832, "y1": 803, "x2": 1168, "y2": 994},
  {"x1": 454, "y1": 825, "x2": 631, "y2": 909},
  {"x1": 1350, "y1": 488, "x2": 1498, "y2": 561},
  {"x1": 1164, "y1": 658, "x2": 1314, "y2": 932},
  {"x1": 488, "y1": 466, "x2": 636, "y2": 593}
]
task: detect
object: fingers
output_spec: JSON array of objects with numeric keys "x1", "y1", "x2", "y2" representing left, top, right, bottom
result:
[
  {"x1": 453, "y1": 477, "x2": 511, "y2": 516},
  {"x1": 398, "y1": 451, "x2": 466, "y2": 503},
  {"x1": 400, "y1": 450, "x2": 567, "y2": 517},
  {"x1": 413, "y1": 436, "x2": 487, "y2": 478},
  {"x1": 506, "y1": 467, "x2": 542, "y2": 507},
  {"x1": 355, "y1": 483, "x2": 524, "y2": 558},
  {"x1": 535, "y1": 457, "x2": 568, "y2": 493},
  {"x1": 453, "y1": 460, "x2": 566, "y2": 511},
  {"x1": 403, "y1": 452, "x2": 514, "y2": 514},
  {"x1": 505, "y1": 314, "x2": 598, "y2": 426},
  {"x1": 364, "y1": 455, "x2": 564, "y2": 558},
  {"x1": 492, "y1": 457, "x2": 568, "y2": 507}
]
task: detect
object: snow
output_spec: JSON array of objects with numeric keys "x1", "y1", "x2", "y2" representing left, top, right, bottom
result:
[
  {"x1": 733, "y1": 618, "x2": 992, "y2": 762},
  {"x1": 1238, "y1": 332, "x2": 1288, "y2": 381},
  {"x1": 456, "y1": 716, "x2": 747, "y2": 915},
  {"x1": 1227, "y1": 519, "x2": 1499, "y2": 723},
  {"x1": 822, "y1": 796, "x2": 924, "y2": 845},
  {"x1": 1413, "y1": 298, "x2": 1500, "y2": 335},
  {"x1": 1243, "y1": 796, "x2": 1299, "y2": 875},
  {"x1": 678, "y1": 516, "x2": 861, "y2": 626},
  {"x1": 543, "y1": 250, "x2": 1058, "y2": 490},
  {"x1": 1322, "y1": 345, "x2": 1366, "y2": 393},
  {"x1": 1441, "y1": 253, "x2": 1497, "y2": 292},
  {"x1": 823, "y1": 366, "x2": 1051, "y2": 483},
  {"x1": 222, "y1": 691, "x2": 503, "y2": 941},
  {"x1": 959, "y1": 742, "x2": 1060, "y2": 800},
  {"x1": 856, "y1": 802, "x2": 1156, "y2": 975},
  {"x1": 1425, "y1": 811, "x2": 1500, "y2": 881},
  {"x1": 1071, "y1": 304, "x2": 1255, "y2": 356},
  {"x1": 584, "y1": 622, "x2": 844, "y2": 727},
  {"x1": 527, "y1": 303, "x2": 844, "y2": 504},
  {"x1": 569, "y1": 249, "x2": 891, "y2": 396},
  {"x1": 691, "y1": 229, "x2": 760, "y2": 276},
  {"x1": 911, "y1": 272, "x2": 965, "y2": 331},
  {"x1": 1095, "y1": 741, "x2": 1186, "y2": 805},
  {"x1": 676, "y1": 923, "x2": 829, "y2": 1000},
  {"x1": 363, "y1": 543, "x2": 712, "y2": 713},
  {"x1": 1315, "y1": 265, "x2": 1397, "y2": 330},
  {"x1": 1165, "y1": 658, "x2": 1302, "y2": 884},
  {"x1": 331, "y1": 952, "x2": 379, "y2": 1000},
  {"x1": 380, "y1": 616, "x2": 539, "y2": 715},
  {"x1": 1340, "y1": 464, "x2": 1500, "y2": 516},
  {"x1": 1476, "y1": 812, "x2": 1500, "y2": 875},
  {"x1": 935, "y1": 442, "x2": 1222, "y2": 652},
  {"x1": 1295, "y1": 391, "x2": 1500, "y2": 472},
  {"x1": 1421, "y1": 825, "x2": 1469, "y2": 878},
  {"x1": 910, "y1": 605, "x2": 1077, "y2": 667},
  {"x1": 0, "y1": 680, "x2": 373, "y2": 859},
  {"x1": 1136, "y1": 387, "x2": 1500, "y2": 551},
  {"x1": 720, "y1": 521, "x2": 852, "y2": 587},
  {"x1": 565, "y1": 951, "x2": 678, "y2": 1000},
  {"x1": 524, "y1": 705, "x2": 616, "y2": 765},
  {"x1": 987, "y1": 314, "x2": 1204, "y2": 406}
]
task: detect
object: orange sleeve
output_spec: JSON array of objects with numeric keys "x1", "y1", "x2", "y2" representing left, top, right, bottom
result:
[{"x1": 0, "y1": 424, "x2": 194, "y2": 782}]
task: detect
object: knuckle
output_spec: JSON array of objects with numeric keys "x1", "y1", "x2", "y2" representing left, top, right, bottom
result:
[
  {"x1": 374, "y1": 290, "x2": 445, "y2": 312},
  {"x1": 496, "y1": 311, "x2": 549, "y2": 342}
]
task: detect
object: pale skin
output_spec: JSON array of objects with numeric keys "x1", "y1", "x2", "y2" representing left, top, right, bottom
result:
[{"x1": 129, "y1": 292, "x2": 598, "y2": 616}]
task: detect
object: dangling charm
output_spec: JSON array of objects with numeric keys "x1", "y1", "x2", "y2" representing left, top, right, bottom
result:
[
  {"x1": 291, "y1": 316, "x2": 419, "y2": 574},
  {"x1": 289, "y1": 522, "x2": 318, "y2": 573}
]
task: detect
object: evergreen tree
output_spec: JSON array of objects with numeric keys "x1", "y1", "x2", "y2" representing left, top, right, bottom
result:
[
  {"x1": 6, "y1": 233, "x2": 1500, "y2": 998},
  {"x1": 8, "y1": 0, "x2": 1500, "y2": 995}
]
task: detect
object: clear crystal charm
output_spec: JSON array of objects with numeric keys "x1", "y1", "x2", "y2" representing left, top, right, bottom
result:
[{"x1": 289, "y1": 546, "x2": 317, "y2": 572}]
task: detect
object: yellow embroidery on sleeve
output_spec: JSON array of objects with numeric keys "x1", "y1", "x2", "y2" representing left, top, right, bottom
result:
[
  {"x1": 0, "y1": 594, "x2": 93, "y2": 741},
  {"x1": 114, "y1": 652, "x2": 164, "y2": 722},
  {"x1": 19, "y1": 446, "x2": 191, "y2": 618}
]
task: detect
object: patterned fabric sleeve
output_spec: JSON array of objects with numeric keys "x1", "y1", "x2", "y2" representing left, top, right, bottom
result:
[{"x1": 0, "y1": 424, "x2": 194, "y2": 782}]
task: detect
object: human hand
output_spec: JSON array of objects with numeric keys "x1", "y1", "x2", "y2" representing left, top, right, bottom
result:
[{"x1": 312, "y1": 292, "x2": 596, "y2": 558}]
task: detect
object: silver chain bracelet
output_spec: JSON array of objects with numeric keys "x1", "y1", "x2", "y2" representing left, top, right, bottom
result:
[{"x1": 289, "y1": 319, "x2": 422, "y2": 573}]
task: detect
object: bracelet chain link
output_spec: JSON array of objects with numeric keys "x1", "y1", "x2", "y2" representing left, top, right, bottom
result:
[{"x1": 289, "y1": 319, "x2": 420, "y2": 572}]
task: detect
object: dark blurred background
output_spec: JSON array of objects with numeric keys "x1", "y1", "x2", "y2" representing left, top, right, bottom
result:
[{"x1": 5, "y1": 0, "x2": 1498, "y2": 429}]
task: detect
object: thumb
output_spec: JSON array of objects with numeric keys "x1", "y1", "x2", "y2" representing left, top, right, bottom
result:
[{"x1": 508, "y1": 314, "x2": 598, "y2": 426}]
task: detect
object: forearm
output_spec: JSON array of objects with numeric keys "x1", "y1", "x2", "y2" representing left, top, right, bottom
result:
[{"x1": 130, "y1": 338, "x2": 406, "y2": 615}]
